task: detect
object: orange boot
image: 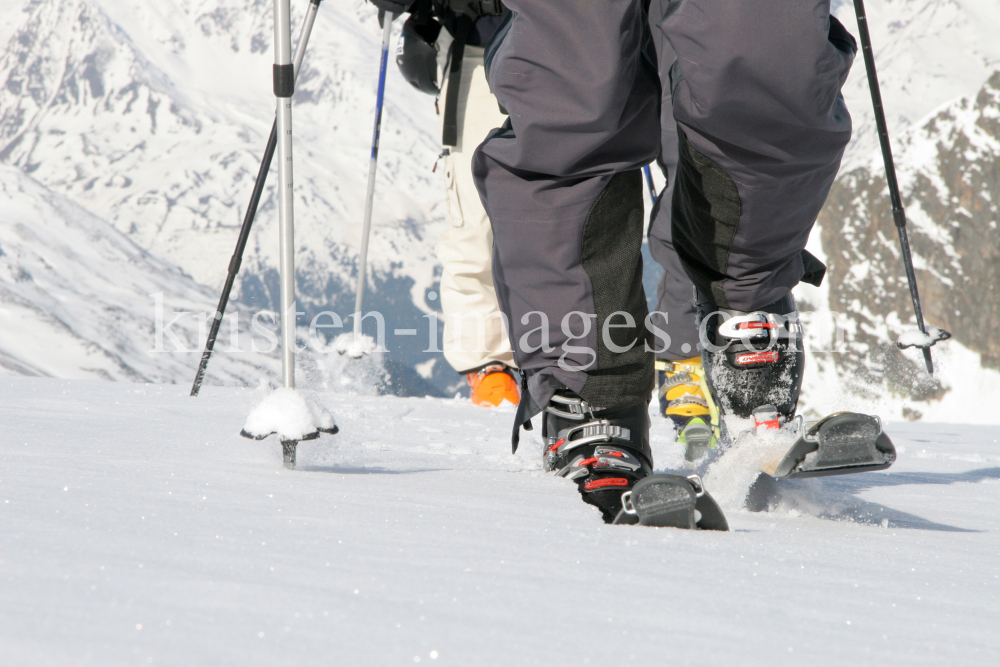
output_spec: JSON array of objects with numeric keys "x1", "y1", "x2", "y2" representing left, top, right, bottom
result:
[{"x1": 466, "y1": 364, "x2": 521, "y2": 407}]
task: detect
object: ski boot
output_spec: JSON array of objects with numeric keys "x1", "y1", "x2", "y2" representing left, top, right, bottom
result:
[
  {"x1": 698, "y1": 292, "x2": 895, "y2": 479},
  {"x1": 467, "y1": 363, "x2": 521, "y2": 407},
  {"x1": 656, "y1": 357, "x2": 716, "y2": 462},
  {"x1": 540, "y1": 391, "x2": 729, "y2": 529},
  {"x1": 697, "y1": 291, "x2": 805, "y2": 426},
  {"x1": 542, "y1": 392, "x2": 653, "y2": 523}
]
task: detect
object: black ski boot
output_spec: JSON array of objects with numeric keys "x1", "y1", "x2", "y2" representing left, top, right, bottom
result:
[
  {"x1": 539, "y1": 389, "x2": 729, "y2": 530},
  {"x1": 697, "y1": 291, "x2": 805, "y2": 426},
  {"x1": 698, "y1": 291, "x2": 895, "y2": 481},
  {"x1": 541, "y1": 392, "x2": 653, "y2": 523}
]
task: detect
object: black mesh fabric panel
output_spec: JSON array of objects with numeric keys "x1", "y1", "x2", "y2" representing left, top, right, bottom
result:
[
  {"x1": 579, "y1": 170, "x2": 654, "y2": 410},
  {"x1": 671, "y1": 129, "x2": 742, "y2": 308}
]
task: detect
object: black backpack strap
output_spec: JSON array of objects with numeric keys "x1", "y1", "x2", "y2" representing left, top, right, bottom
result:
[{"x1": 441, "y1": 14, "x2": 473, "y2": 147}]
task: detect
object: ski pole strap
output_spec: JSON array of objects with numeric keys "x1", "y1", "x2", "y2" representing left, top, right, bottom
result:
[{"x1": 441, "y1": 16, "x2": 473, "y2": 147}]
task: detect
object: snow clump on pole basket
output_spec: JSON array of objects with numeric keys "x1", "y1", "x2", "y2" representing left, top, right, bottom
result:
[{"x1": 241, "y1": 388, "x2": 338, "y2": 468}]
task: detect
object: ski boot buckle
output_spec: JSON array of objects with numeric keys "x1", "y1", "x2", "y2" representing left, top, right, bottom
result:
[{"x1": 546, "y1": 393, "x2": 601, "y2": 421}]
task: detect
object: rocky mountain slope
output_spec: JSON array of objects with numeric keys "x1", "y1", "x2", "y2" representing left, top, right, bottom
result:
[
  {"x1": 816, "y1": 70, "x2": 1000, "y2": 413},
  {"x1": 833, "y1": 0, "x2": 1000, "y2": 168}
]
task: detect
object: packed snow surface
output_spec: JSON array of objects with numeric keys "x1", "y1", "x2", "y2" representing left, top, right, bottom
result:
[{"x1": 2, "y1": 377, "x2": 998, "y2": 665}]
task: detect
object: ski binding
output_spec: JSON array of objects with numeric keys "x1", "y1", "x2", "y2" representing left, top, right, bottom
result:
[
  {"x1": 756, "y1": 408, "x2": 896, "y2": 479},
  {"x1": 613, "y1": 474, "x2": 729, "y2": 530}
]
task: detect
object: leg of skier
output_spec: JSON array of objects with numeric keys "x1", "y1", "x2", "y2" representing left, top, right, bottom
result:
[
  {"x1": 645, "y1": 0, "x2": 714, "y2": 460},
  {"x1": 474, "y1": 0, "x2": 660, "y2": 522},
  {"x1": 474, "y1": 0, "x2": 855, "y2": 521},
  {"x1": 658, "y1": 1, "x2": 854, "y2": 435},
  {"x1": 435, "y1": 45, "x2": 520, "y2": 407}
]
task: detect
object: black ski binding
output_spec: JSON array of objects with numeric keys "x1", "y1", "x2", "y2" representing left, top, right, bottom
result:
[
  {"x1": 769, "y1": 412, "x2": 895, "y2": 479},
  {"x1": 613, "y1": 474, "x2": 728, "y2": 531}
]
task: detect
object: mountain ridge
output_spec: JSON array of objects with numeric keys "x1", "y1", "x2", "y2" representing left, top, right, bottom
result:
[{"x1": 1, "y1": 0, "x2": 998, "y2": 415}]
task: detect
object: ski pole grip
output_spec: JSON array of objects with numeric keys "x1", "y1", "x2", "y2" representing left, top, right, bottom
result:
[
  {"x1": 891, "y1": 207, "x2": 907, "y2": 229},
  {"x1": 273, "y1": 63, "x2": 295, "y2": 97}
]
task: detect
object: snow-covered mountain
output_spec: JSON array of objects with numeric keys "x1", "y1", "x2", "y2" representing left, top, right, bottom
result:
[
  {"x1": 791, "y1": 1, "x2": 1000, "y2": 420},
  {"x1": 1, "y1": 0, "x2": 998, "y2": 415},
  {"x1": 781, "y1": 1, "x2": 1000, "y2": 422},
  {"x1": 833, "y1": 0, "x2": 1000, "y2": 168},
  {"x1": 0, "y1": 0, "x2": 452, "y2": 390},
  {"x1": 0, "y1": 161, "x2": 278, "y2": 384}
]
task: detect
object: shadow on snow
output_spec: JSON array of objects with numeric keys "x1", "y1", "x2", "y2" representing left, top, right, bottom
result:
[{"x1": 745, "y1": 467, "x2": 1000, "y2": 533}]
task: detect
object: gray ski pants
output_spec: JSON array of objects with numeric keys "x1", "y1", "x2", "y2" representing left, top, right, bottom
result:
[{"x1": 473, "y1": 0, "x2": 855, "y2": 415}]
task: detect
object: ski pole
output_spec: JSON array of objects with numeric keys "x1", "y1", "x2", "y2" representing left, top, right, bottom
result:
[
  {"x1": 190, "y1": 0, "x2": 322, "y2": 396},
  {"x1": 643, "y1": 164, "x2": 657, "y2": 204},
  {"x1": 274, "y1": 0, "x2": 297, "y2": 389},
  {"x1": 851, "y1": 0, "x2": 949, "y2": 374},
  {"x1": 352, "y1": 12, "x2": 395, "y2": 346}
]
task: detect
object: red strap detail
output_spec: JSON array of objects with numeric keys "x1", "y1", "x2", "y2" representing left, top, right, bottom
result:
[
  {"x1": 602, "y1": 450, "x2": 624, "y2": 457},
  {"x1": 548, "y1": 438, "x2": 565, "y2": 452},
  {"x1": 737, "y1": 321, "x2": 776, "y2": 330},
  {"x1": 735, "y1": 351, "x2": 780, "y2": 365},
  {"x1": 576, "y1": 457, "x2": 599, "y2": 467},
  {"x1": 583, "y1": 477, "x2": 630, "y2": 491}
]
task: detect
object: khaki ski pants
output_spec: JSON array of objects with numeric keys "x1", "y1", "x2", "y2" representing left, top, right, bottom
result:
[{"x1": 435, "y1": 46, "x2": 516, "y2": 374}]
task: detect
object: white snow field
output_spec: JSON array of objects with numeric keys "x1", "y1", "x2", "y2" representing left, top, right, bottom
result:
[{"x1": 2, "y1": 376, "x2": 998, "y2": 666}]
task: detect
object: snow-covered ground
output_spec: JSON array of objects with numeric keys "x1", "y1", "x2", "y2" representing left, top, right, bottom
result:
[{"x1": 2, "y1": 376, "x2": 997, "y2": 665}]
